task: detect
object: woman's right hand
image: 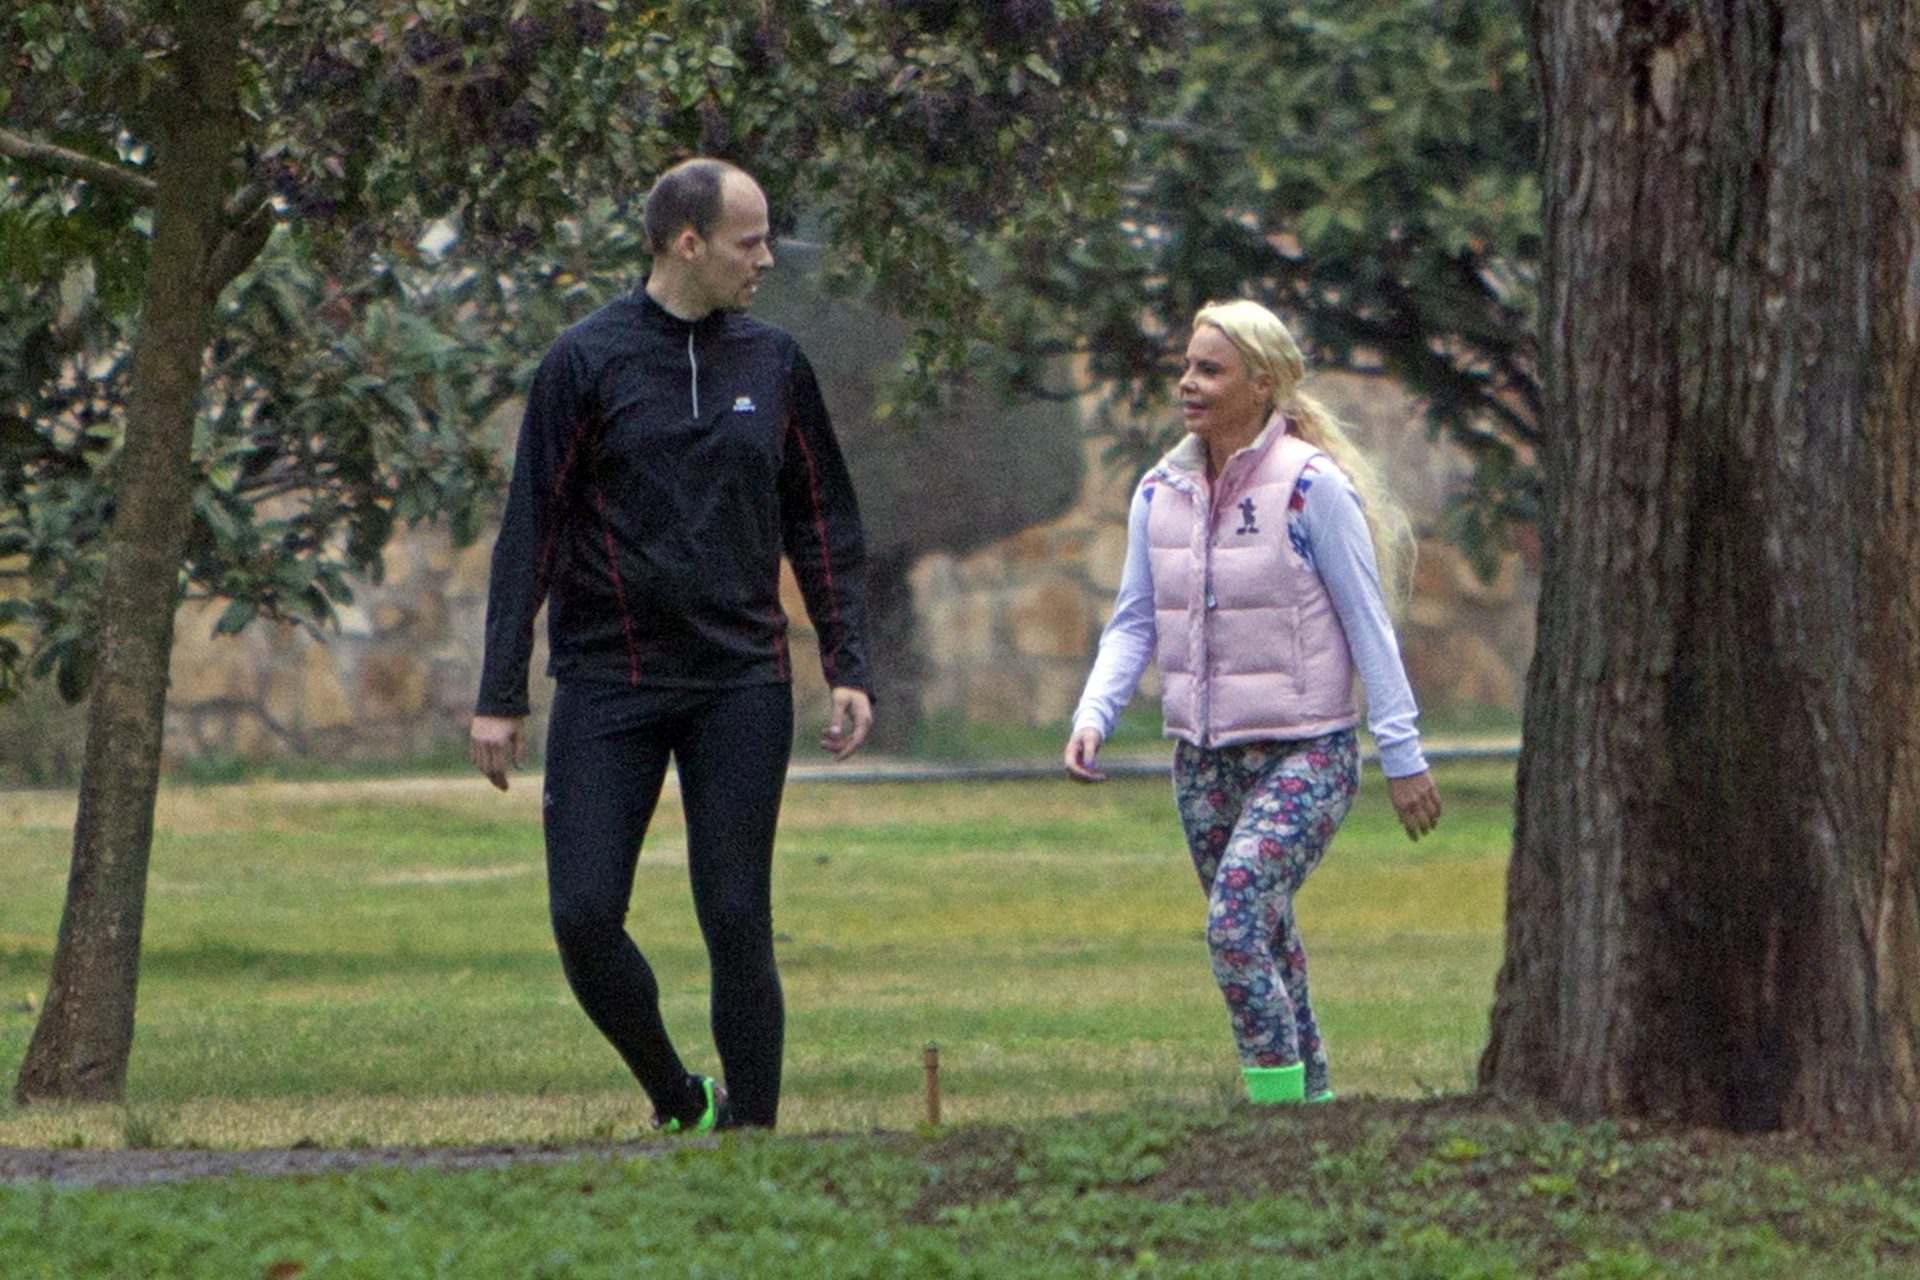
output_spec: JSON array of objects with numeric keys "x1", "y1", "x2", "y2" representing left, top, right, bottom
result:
[
  {"x1": 1387, "y1": 768, "x2": 1443, "y2": 841},
  {"x1": 1064, "y1": 728, "x2": 1108, "y2": 783}
]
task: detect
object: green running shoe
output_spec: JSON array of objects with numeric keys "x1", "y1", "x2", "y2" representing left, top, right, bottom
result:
[
  {"x1": 656, "y1": 1076, "x2": 729, "y2": 1134},
  {"x1": 1243, "y1": 1063, "x2": 1306, "y2": 1104}
]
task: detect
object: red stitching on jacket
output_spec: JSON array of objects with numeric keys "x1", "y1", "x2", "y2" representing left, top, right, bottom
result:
[
  {"x1": 770, "y1": 608, "x2": 790, "y2": 680},
  {"x1": 534, "y1": 413, "x2": 596, "y2": 585},
  {"x1": 785, "y1": 415, "x2": 840, "y2": 680},
  {"x1": 590, "y1": 482, "x2": 642, "y2": 684}
]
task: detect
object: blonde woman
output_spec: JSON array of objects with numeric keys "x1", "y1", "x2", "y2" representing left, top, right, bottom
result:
[{"x1": 1064, "y1": 299, "x2": 1442, "y2": 1105}]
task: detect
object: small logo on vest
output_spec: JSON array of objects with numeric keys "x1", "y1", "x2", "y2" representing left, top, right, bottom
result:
[
  {"x1": 732, "y1": 395, "x2": 756, "y2": 413},
  {"x1": 1236, "y1": 498, "x2": 1260, "y2": 535}
]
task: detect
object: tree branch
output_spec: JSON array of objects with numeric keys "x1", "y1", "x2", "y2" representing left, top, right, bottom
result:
[
  {"x1": 205, "y1": 200, "x2": 276, "y2": 294},
  {"x1": 1011, "y1": 384, "x2": 1082, "y2": 404},
  {"x1": 0, "y1": 128, "x2": 158, "y2": 203},
  {"x1": 224, "y1": 179, "x2": 271, "y2": 226}
]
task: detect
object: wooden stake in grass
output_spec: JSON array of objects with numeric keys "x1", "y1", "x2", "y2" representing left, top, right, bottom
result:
[{"x1": 923, "y1": 1043, "x2": 941, "y2": 1126}]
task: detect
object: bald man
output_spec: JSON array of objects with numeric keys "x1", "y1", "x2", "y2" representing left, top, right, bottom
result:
[{"x1": 472, "y1": 159, "x2": 875, "y2": 1131}]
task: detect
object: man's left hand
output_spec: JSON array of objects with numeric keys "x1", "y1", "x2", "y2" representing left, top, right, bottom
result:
[{"x1": 820, "y1": 687, "x2": 873, "y2": 761}]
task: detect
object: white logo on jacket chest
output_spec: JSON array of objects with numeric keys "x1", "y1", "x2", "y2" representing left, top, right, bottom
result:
[{"x1": 732, "y1": 395, "x2": 756, "y2": 413}]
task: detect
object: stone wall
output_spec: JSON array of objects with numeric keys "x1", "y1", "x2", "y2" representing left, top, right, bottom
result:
[
  {"x1": 165, "y1": 532, "x2": 520, "y2": 765},
  {"x1": 911, "y1": 443, "x2": 1140, "y2": 726},
  {"x1": 162, "y1": 532, "x2": 836, "y2": 769}
]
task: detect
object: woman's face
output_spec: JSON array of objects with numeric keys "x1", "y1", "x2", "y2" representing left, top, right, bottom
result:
[{"x1": 1178, "y1": 325, "x2": 1274, "y2": 443}]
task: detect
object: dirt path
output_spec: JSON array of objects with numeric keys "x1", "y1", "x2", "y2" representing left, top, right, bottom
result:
[{"x1": 0, "y1": 1138, "x2": 705, "y2": 1189}]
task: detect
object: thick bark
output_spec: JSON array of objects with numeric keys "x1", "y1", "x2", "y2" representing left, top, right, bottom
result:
[
  {"x1": 13, "y1": 2, "x2": 247, "y2": 1104},
  {"x1": 1479, "y1": 0, "x2": 1920, "y2": 1137}
]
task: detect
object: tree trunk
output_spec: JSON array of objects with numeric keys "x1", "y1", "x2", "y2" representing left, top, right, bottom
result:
[
  {"x1": 13, "y1": 1, "x2": 246, "y2": 1104},
  {"x1": 1478, "y1": 0, "x2": 1920, "y2": 1137}
]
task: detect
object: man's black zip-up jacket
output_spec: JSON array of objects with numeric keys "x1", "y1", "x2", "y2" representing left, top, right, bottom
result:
[{"x1": 475, "y1": 289, "x2": 873, "y2": 717}]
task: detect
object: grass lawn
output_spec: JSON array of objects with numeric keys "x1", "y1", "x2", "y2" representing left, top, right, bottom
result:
[
  {"x1": 8, "y1": 758, "x2": 1920, "y2": 1278},
  {"x1": 6, "y1": 1102, "x2": 1920, "y2": 1278},
  {"x1": 0, "y1": 759, "x2": 1513, "y2": 1148}
]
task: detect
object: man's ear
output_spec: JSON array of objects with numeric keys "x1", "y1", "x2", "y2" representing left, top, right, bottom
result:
[{"x1": 672, "y1": 226, "x2": 705, "y2": 261}]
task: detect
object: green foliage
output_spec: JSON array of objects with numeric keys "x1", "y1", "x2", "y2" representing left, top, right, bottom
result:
[
  {"x1": 196, "y1": 230, "x2": 509, "y2": 606},
  {"x1": 0, "y1": 0, "x2": 1179, "y2": 701},
  {"x1": 1019, "y1": 0, "x2": 1541, "y2": 571},
  {"x1": 0, "y1": 213, "x2": 510, "y2": 698},
  {"x1": 0, "y1": 677, "x2": 85, "y2": 784}
]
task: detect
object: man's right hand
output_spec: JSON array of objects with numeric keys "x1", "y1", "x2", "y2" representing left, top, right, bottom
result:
[{"x1": 470, "y1": 715, "x2": 527, "y2": 792}]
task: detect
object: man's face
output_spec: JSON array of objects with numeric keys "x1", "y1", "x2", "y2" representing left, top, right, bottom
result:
[{"x1": 690, "y1": 174, "x2": 774, "y2": 312}]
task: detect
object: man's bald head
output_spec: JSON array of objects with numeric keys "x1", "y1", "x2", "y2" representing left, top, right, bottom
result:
[{"x1": 642, "y1": 158, "x2": 753, "y2": 255}]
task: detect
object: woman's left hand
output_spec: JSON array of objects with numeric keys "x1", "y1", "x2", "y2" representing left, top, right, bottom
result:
[{"x1": 1387, "y1": 770, "x2": 1442, "y2": 841}]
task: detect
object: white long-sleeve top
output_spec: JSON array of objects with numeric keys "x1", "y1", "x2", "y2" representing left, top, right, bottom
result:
[{"x1": 1071, "y1": 457, "x2": 1429, "y2": 778}]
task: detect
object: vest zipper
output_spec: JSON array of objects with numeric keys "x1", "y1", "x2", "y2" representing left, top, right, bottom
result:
[{"x1": 1196, "y1": 487, "x2": 1212, "y2": 747}]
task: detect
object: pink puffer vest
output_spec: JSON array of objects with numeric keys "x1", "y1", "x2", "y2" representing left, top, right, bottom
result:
[{"x1": 1145, "y1": 420, "x2": 1358, "y2": 747}]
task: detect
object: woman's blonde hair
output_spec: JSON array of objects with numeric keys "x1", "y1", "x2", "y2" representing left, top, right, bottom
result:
[{"x1": 1191, "y1": 299, "x2": 1416, "y2": 612}]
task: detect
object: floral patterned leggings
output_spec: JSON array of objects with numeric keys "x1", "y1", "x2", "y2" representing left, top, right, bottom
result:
[{"x1": 1173, "y1": 730, "x2": 1359, "y2": 1094}]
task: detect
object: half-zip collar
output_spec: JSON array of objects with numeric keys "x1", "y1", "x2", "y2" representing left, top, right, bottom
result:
[
  {"x1": 687, "y1": 330, "x2": 700, "y2": 417},
  {"x1": 633, "y1": 287, "x2": 729, "y2": 419}
]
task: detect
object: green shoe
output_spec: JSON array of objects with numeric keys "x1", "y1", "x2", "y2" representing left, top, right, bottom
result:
[
  {"x1": 1305, "y1": 1088, "x2": 1337, "y2": 1104},
  {"x1": 1243, "y1": 1063, "x2": 1306, "y2": 1104},
  {"x1": 656, "y1": 1076, "x2": 728, "y2": 1133}
]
